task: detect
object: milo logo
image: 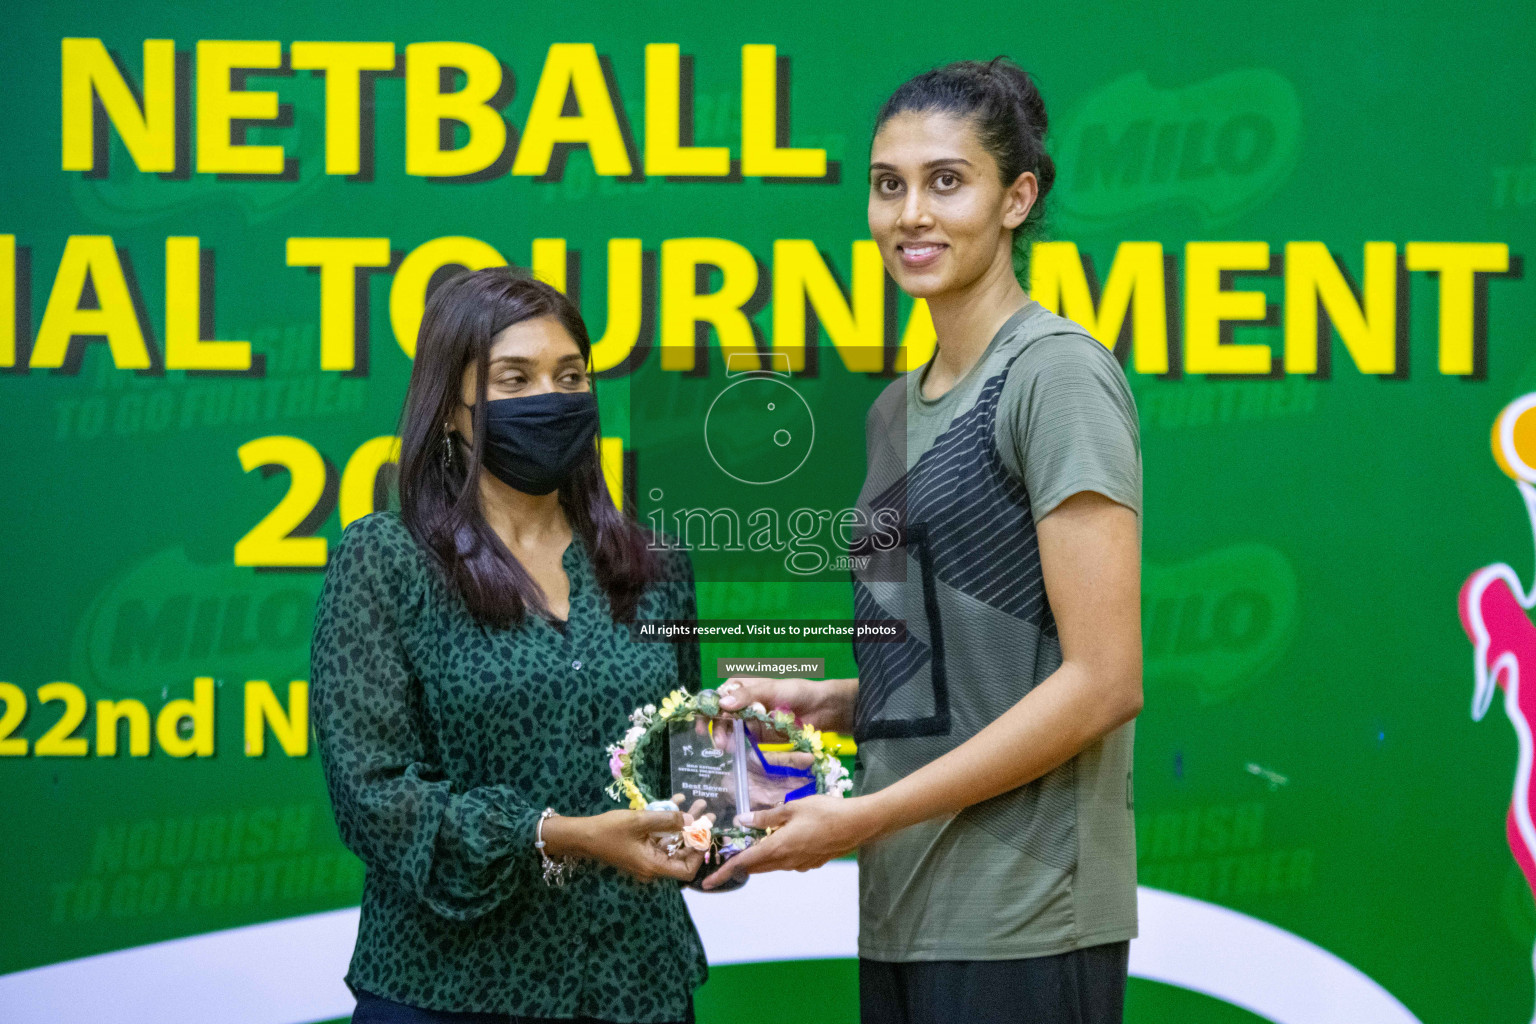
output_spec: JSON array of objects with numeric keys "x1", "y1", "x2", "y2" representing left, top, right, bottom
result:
[
  {"x1": 1054, "y1": 70, "x2": 1301, "y2": 227},
  {"x1": 72, "y1": 548, "x2": 318, "y2": 698},
  {"x1": 1144, "y1": 544, "x2": 1297, "y2": 703}
]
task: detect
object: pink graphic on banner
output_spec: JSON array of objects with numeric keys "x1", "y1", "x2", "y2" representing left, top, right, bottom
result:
[
  {"x1": 1459, "y1": 561, "x2": 1536, "y2": 895},
  {"x1": 1461, "y1": 393, "x2": 1536, "y2": 1024}
]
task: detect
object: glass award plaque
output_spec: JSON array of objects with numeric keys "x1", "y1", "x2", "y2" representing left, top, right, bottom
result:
[
  {"x1": 668, "y1": 714, "x2": 817, "y2": 892},
  {"x1": 668, "y1": 716, "x2": 747, "y2": 828},
  {"x1": 669, "y1": 715, "x2": 748, "y2": 891}
]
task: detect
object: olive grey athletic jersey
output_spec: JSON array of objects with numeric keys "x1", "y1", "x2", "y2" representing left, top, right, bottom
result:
[{"x1": 850, "y1": 300, "x2": 1141, "y2": 960}]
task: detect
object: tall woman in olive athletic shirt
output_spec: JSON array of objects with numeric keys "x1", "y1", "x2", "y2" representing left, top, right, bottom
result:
[{"x1": 705, "y1": 60, "x2": 1144, "y2": 1024}]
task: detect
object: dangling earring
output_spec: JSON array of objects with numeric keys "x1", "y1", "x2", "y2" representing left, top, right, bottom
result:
[{"x1": 441, "y1": 428, "x2": 454, "y2": 476}]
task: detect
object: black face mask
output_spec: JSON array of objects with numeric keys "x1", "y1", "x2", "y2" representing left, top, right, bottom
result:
[{"x1": 476, "y1": 391, "x2": 599, "y2": 495}]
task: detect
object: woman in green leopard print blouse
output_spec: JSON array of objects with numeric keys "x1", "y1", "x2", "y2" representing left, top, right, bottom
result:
[{"x1": 310, "y1": 268, "x2": 708, "y2": 1023}]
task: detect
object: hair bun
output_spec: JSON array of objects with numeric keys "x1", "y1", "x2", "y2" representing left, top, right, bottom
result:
[{"x1": 980, "y1": 57, "x2": 1049, "y2": 142}]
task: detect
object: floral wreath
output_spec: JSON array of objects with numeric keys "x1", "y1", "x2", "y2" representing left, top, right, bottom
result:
[{"x1": 606, "y1": 687, "x2": 852, "y2": 860}]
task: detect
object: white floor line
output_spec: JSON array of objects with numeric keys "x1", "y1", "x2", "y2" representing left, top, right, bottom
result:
[{"x1": 0, "y1": 868, "x2": 1421, "y2": 1024}]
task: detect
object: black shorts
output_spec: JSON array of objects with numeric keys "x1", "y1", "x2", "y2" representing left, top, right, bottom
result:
[{"x1": 859, "y1": 941, "x2": 1130, "y2": 1024}]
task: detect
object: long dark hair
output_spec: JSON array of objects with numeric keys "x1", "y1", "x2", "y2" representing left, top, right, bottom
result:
[
  {"x1": 874, "y1": 57, "x2": 1056, "y2": 275},
  {"x1": 397, "y1": 267, "x2": 658, "y2": 628}
]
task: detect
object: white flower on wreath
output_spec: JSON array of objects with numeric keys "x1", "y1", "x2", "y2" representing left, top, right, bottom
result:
[{"x1": 817, "y1": 754, "x2": 852, "y2": 795}]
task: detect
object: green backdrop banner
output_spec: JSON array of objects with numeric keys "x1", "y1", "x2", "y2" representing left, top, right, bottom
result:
[{"x1": 2, "y1": 3, "x2": 1533, "y2": 1022}]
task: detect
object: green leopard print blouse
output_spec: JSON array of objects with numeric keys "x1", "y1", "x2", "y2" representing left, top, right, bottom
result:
[{"x1": 310, "y1": 512, "x2": 707, "y2": 1022}]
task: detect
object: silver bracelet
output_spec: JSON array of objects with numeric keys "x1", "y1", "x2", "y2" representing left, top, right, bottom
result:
[{"x1": 535, "y1": 808, "x2": 574, "y2": 888}]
